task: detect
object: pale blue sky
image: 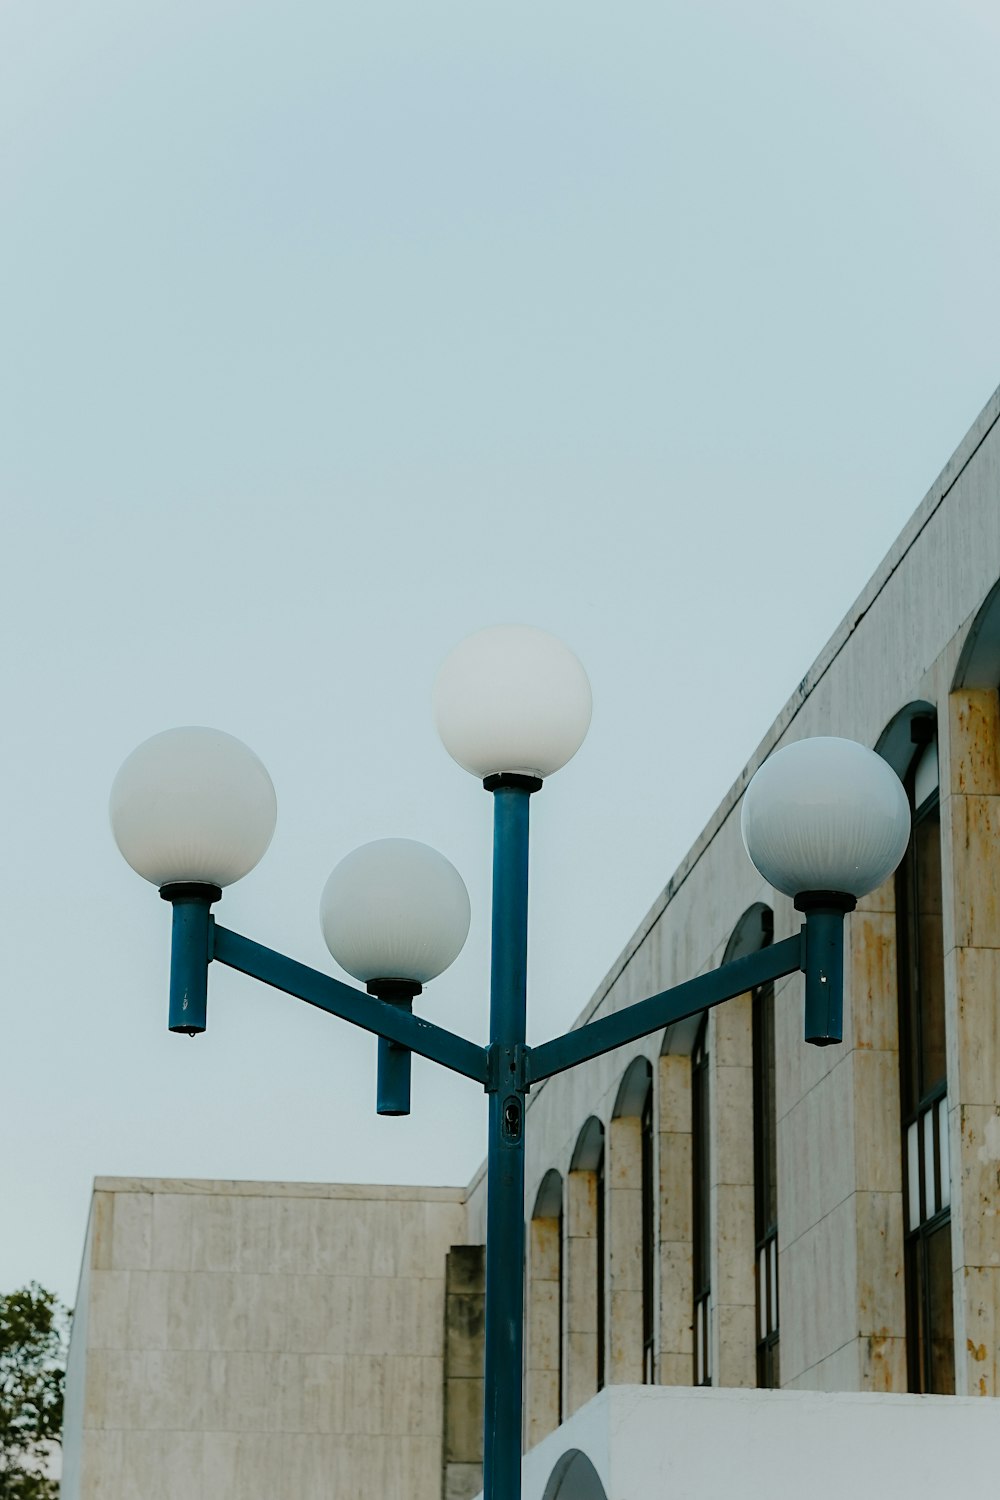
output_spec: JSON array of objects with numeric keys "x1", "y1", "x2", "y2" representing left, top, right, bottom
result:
[{"x1": 2, "y1": 0, "x2": 999, "y2": 1306}]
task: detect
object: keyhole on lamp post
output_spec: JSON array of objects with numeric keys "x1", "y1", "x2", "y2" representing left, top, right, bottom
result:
[{"x1": 502, "y1": 1096, "x2": 522, "y2": 1142}]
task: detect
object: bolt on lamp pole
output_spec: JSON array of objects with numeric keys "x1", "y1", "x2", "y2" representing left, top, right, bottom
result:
[{"x1": 110, "y1": 631, "x2": 912, "y2": 1500}]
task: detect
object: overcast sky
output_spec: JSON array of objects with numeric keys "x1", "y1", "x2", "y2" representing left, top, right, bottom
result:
[{"x1": 2, "y1": 0, "x2": 999, "y2": 1308}]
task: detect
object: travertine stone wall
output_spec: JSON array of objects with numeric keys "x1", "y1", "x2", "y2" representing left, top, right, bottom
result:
[
  {"x1": 777, "y1": 971, "x2": 856, "y2": 1390},
  {"x1": 656, "y1": 1053, "x2": 692, "y2": 1384},
  {"x1": 849, "y1": 877, "x2": 907, "y2": 1391},
  {"x1": 943, "y1": 689, "x2": 1000, "y2": 1396},
  {"x1": 607, "y1": 1117, "x2": 643, "y2": 1383},
  {"x1": 776, "y1": 874, "x2": 908, "y2": 1392},
  {"x1": 563, "y1": 1170, "x2": 599, "y2": 1416},
  {"x1": 471, "y1": 393, "x2": 1000, "y2": 1406},
  {"x1": 710, "y1": 995, "x2": 755, "y2": 1388},
  {"x1": 525, "y1": 1213, "x2": 561, "y2": 1446},
  {"x1": 442, "y1": 1245, "x2": 485, "y2": 1500},
  {"x1": 64, "y1": 1178, "x2": 467, "y2": 1500}
]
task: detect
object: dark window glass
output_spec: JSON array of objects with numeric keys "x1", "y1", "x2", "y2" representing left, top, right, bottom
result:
[
  {"x1": 899, "y1": 799, "x2": 947, "y2": 1112},
  {"x1": 641, "y1": 1082, "x2": 655, "y2": 1383},
  {"x1": 896, "y1": 752, "x2": 954, "y2": 1394},
  {"x1": 924, "y1": 1219, "x2": 956, "y2": 1394},
  {"x1": 691, "y1": 1020, "x2": 711, "y2": 1386},
  {"x1": 753, "y1": 977, "x2": 780, "y2": 1388},
  {"x1": 596, "y1": 1144, "x2": 606, "y2": 1393}
]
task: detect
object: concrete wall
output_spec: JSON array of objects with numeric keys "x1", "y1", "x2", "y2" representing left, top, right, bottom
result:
[
  {"x1": 655, "y1": 1053, "x2": 692, "y2": 1384},
  {"x1": 63, "y1": 1177, "x2": 467, "y2": 1500},
  {"x1": 62, "y1": 1198, "x2": 95, "y2": 1497},
  {"x1": 515, "y1": 1384, "x2": 1000, "y2": 1500}
]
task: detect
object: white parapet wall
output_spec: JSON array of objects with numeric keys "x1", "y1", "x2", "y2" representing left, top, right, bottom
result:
[{"x1": 503, "y1": 1384, "x2": 1000, "y2": 1500}]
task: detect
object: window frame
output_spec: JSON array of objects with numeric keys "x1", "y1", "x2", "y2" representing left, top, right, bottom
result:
[
  {"x1": 691, "y1": 1018, "x2": 711, "y2": 1387},
  {"x1": 752, "y1": 966, "x2": 779, "y2": 1389}
]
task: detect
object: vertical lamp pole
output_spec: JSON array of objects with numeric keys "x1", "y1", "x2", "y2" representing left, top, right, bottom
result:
[
  {"x1": 110, "y1": 630, "x2": 912, "y2": 1500},
  {"x1": 483, "y1": 775, "x2": 537, "y2": 1496}
]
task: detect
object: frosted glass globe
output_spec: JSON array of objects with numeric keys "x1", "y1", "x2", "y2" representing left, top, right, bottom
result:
[
  {"x1": 320, "y1": 839, "x2": 471, "y2": 984},
  {"x1": 433, "y1": 625, "x2": 592, "y2": 779},
  {"x1": 741, "y1": 736, "x2": 910, "y2": 900},
  {"x1": 110, "y1": 727, "x2": 277, "y2": 888}
]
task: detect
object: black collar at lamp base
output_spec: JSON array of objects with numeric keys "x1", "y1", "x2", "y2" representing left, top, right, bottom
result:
[
  {"x1": 367, "y1": 978, "x2": 422, "y2": 1116},
  {"x1": 159, "y1": 882, "x2": 222, "y2": 1035},
  {"x1": 795, "y1": 890, "x2": 858, "y2": 1046}
]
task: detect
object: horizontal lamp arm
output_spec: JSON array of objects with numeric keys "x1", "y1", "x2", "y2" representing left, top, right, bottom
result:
[
  {"x1": 211, "y1": 924, "x2": 489, "y2": 1086},
  {"x1": 526, "y1": 931, "x2": 805, "y2": 1085}
]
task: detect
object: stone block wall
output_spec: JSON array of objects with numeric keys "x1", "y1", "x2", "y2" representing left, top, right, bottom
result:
[
  {"x1": 63, "y1": 1178, "x2": 468, "y2": 1500},
  {"x1": 943, "y1": 689, "x2": 1000, "y2": 1396}
]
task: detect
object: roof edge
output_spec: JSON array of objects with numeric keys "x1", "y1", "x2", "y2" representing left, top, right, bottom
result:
[
  {"x1": 92, "y1": 1175, "x2": 468, "y2": 1202},
  {"x1": 546, "y1": 380, "x2": 1000, "y2": 1042}
]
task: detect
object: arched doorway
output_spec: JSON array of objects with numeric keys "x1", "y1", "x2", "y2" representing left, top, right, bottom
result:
[{"x1": 541, "y1": 1449, "x2": 608, "y2": 1500}]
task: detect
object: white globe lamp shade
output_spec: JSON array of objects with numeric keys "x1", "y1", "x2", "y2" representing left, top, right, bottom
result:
[
  {"x1": 110, "y1": 727, "x2": 277, "y2": 889},
  {"x1": 433, "y1": 625, "x2": 592, "y2": 780},
  {"x1": 320, "y1": 838, "x2": 471, "y2": 985},
  {"x1": 741, "y1": 736, "x2": 910, "y2": 901}
]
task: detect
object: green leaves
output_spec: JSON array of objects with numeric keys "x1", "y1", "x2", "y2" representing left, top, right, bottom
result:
[{"x1": 0, "y1": 1286, "x2": 69, "y2": 1500}]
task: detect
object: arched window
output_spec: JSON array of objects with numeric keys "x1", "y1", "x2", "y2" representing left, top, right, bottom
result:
[
  {"x1": 558, "y1": 1195, "x2": 564, "y2": 1420},
  {"x1": 753, "y1": 964, "x2": 779, "y2": 1387},
  {"x1": 641, "y1": 1078, "x2": 655, "y2": 1383},
  {"x1": 541, "y1": 1449, "x2": 608, "y2": 1500},
  {"x1": 896, "y1": 723, "x2": 954, "y2": 1393},
  {"x1": 691, "y1": 1017, "x2": 711, "y2": 1386},
  {"x1": 737, "y1": 903, "x2": 780, "y2": 1387},
  {"x1": 596, "y1": 1141, "x2": 606, "y2": 1393}
]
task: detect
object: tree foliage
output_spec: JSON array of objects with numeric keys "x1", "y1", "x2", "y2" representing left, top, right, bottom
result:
[{"x1": 0, "y1": 1286, "x2": 69, "y2": 1500}]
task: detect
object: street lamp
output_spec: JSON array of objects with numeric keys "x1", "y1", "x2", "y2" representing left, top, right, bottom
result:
[{"x1": 109, "y1": 625, "x2": 911, "y2": 1500}]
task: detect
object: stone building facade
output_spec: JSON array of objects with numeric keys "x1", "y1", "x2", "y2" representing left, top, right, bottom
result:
[
  {"x1": 62, "y1": 1181, "x2": 468, "y2": 1500},
  {"x1": 64, "y1": 385, "x2": 1000, "y2": 1498}
]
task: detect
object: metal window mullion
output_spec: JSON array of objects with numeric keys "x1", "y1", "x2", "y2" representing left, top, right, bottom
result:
[
  {"x1": 929, "y1": 1104, "x2": 941, "y2": 1218},
  {"x1": 756, "y1": 1229, "x2": 779, "y2": 1344},
  {"x1": 938, "y1": 1097, "x2": 951, "y2": 1210},
  {"x1": 905, "y1": 1082, "x2": 949, "y2": 1234},
  {"x1": 694, "y1": 1291, "x2": 711, "y2": 1387}
]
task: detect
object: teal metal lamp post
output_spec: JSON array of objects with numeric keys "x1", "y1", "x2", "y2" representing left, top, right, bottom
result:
[{"x1": 110, "y1": 625, "x2": 911, "y2": 1500}]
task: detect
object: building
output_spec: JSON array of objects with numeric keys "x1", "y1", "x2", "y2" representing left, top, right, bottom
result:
[{"x1": 63, "y1": 385, "x2": 1000, "y2": 1498}]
